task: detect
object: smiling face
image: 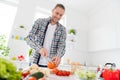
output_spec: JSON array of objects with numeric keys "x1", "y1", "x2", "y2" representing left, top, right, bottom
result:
[{"x1": 51, "y1": 7, "x2": 65, "y2": 25}]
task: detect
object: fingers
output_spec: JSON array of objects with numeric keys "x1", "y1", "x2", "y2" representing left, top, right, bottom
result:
[
  {"x1": 55, "y1": 60, "x2": 60, "y2": 67},
  {"x1": 52, "y1": 56, "x2": 61, "y2": 67},
  {"x1": 44, "y1": 49, "x2": 48, "y2": 57},
  {"x1": 42, "y1": 51, "x2": 46, "y2": 56},
  {"x1": 52, "y1": 57, "x2": 57, "y2": 63},
  {"x1": 40, "y1": 48, "x2": 48, "y2": 57},
  {"x1": 56, "y1": 58, "x2": 60, "y2": 67}
]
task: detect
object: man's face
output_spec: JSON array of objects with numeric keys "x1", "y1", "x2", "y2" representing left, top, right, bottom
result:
[{"x1": 51, "y1": 7, "x2": 65, "y2": 23}]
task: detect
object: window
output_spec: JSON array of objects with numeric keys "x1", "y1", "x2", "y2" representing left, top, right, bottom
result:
[
  {"x1": 0, "y1": 1, "x2": 18, "y2": 42},
  {"x1": 34, "y1": 11, "x2": 49, "y2": 21}
]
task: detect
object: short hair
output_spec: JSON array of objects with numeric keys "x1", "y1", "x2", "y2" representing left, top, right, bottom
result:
[{"x1": 54, "y1": 4, "x2": 65, "y2": 10}]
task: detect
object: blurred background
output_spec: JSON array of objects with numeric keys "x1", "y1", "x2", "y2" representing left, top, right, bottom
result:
[{"x1": 0, "y1": 0, "x2": 120, "y2": 68}]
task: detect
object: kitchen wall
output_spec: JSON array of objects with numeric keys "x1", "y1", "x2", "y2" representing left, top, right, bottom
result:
[
  {"x1": 62, "y1": 7, "x2": 89, "y2": 64},
  {"x1": 8, "y1": 0, "x2": 88, "y2": 64},
  {"x1": 8, "y1": 0, "x2": 37, "y2": 58},
  {"x1": 87, "y1": 0, "x2": 120, "y2": 68}
]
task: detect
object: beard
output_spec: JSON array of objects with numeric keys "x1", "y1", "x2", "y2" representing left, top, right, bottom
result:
[{"x1": 51, "y1": 16, "x2": 60, "y2": 23}]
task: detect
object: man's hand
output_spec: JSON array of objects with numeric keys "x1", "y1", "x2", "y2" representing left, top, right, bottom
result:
[
  {"x1": 39, "y1": 48, "x2": 48, "y2": 57},
  {"x1": 52, "y1": 56, "x2": 61, "y2": 67}
]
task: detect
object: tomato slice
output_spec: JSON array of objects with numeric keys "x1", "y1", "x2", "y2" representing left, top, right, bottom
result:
[
  {"x1": 66, "y1": 71, "x2": 70, "y2": 76},
  {"x1": 62, "y1": 71, "x2": 67, "y2": 76},
  {"x1": 52, "y1": 68, "x2": 59, "y2": 74},
  {"x1": 57, "y1": 70, "x2": 62, "y2": 76}
]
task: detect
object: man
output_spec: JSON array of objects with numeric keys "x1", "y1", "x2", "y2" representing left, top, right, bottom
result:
[{"x1": 26, "y1": 4, "x2": 66, "y2": 67}]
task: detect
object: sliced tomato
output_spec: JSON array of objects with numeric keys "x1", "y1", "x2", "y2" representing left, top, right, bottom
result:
[
  {"x1": 52, "y1": 68, "x2": 59, "y2": 74},
  {"x1": 62, "y1": 71, "x2": 67, "y2": 76},
  {"x1": 66, "y1": 71, "x2": 70, "y2": 76},
  {"x1": 56, "y1": 70, "x2": 62, "y2": 76}
]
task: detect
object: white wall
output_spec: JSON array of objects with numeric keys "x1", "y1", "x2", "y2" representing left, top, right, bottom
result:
[
  {"x1": 88, "y1": 49, "x2": 120, "y2": 68},
  {"x1": 87, "y1": 0, "x2": 120, "y2": 68},
  {"x1": 62, "y1": 10, "x2": 89, "y2": 64},
  {"x1": 8, "y1": 0, "x2": 37, "y2": 58},
  {"x1": 8, "y1": 0, "x2": 88, "y2": 64}
]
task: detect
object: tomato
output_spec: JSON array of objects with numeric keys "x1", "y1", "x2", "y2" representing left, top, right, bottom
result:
[
  {"x1": 18, "y1": 55, "x2": 24, "y2": 61},
  {"x1": 52, "y1": 68, "x2": 59, "y2": 74},
  {"x1": 54, "y1": 69, "x2": 71, "y2": 76},
  {"x1": 56, "y1": 70, "x2": 62, "y2": 76},
  {"x1": 47, "y1": 61, "x2": 56, "y2": 69},
  {"x1": 22, "y1": 71, "x2": 29, "y2": 78},
  {"x1": 62, "y1": 71, "x2": 67, "y2": 76},
  {"x1": 52, "y1": 68, "x2": 71, "y2": 76},
  {"x1": 28, "y1": 76, "x2": 37, "y2": 80},
  {"x1": 66, "y1": 71, "x2": 70, "y2": 76}
]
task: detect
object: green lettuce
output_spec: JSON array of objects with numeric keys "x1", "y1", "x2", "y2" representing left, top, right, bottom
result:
[{"x1": 0, "y1": 57, "x2": 21, "y2": 80}]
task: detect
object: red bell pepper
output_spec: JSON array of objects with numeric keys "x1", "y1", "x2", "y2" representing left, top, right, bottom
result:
[{"x1": 102, "y1": 69, "x2": 120, "y2": 80}]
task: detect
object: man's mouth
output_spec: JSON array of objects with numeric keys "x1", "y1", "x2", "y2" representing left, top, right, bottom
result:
[{"x1": 54, "y1": 17, "x2": 59, "y2": 22}]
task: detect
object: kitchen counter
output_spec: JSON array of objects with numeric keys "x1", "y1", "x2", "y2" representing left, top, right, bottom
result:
[
  {"x1": 46, "y1": 74, "x2": 78, "y2": 80},
  {"x1": 22, "y1": 64, "x2": 100, "y2": 80},
  {"x1": 44, "y1": 64, "x2": 78, "y2": 80},
  {"x1": 44, "y1": 65, "x2": 98, "y2": 80}
]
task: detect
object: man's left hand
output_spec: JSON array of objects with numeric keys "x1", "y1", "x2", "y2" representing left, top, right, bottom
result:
[{"x1": 52, "y1": 56, "x2": 61, "y2": 67}]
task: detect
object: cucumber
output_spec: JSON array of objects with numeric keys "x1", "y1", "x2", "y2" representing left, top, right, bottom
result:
[{"x1": 29, "y1": 72, "x2": 44, "y2": 79}]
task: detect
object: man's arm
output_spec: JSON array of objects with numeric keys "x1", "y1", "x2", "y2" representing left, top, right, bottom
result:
[
  {"x1": 52, "y1": 27, "x2": 66, "y2": 66},
  {"x1": 57, "y1": 27, "x2": 67, "y2": 58},
  {"x1": 26, "y1": 19, "x2": 43, "y2": 51}
]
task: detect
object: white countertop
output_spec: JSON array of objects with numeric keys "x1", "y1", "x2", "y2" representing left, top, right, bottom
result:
[{"x1": 46, "y1": 74, "x2": 78, "y2": 80}]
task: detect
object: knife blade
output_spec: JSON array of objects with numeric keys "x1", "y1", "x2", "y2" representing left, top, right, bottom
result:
[{"x1": 44, "y1": 57, "x2": 52, "y2": 62}]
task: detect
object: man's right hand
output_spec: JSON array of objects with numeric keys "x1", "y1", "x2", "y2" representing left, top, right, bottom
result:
[{"x1": 39, "y1": 48, "x2": 48, "y2": 57}]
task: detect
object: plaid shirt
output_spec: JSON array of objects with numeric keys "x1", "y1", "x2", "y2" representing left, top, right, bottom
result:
[{"x1": 26, "y1": 17, "x2": 66, "y2": 65}]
